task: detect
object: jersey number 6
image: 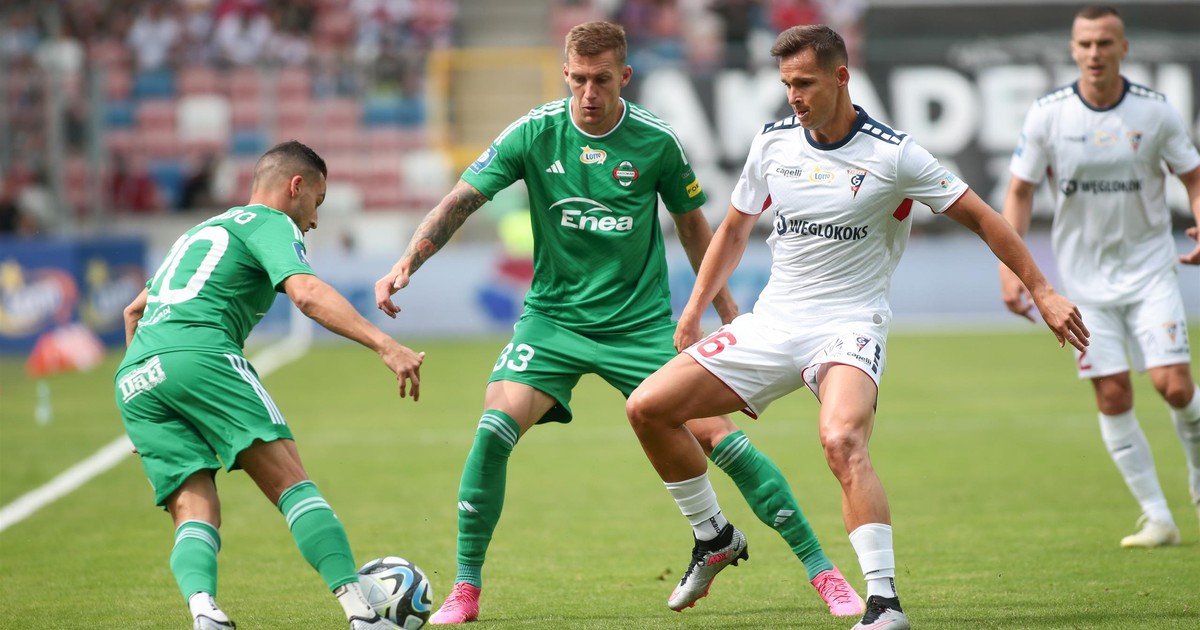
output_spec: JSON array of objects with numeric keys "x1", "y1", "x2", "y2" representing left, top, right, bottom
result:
[{"x1": 696, "y1": 329, "x2": 737, "y2": 358}]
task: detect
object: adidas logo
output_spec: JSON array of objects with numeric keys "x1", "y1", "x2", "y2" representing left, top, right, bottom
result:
[
  {"x1": 545, "y1": 160, "x2": 565, "y2": 174},
  {"x1": 773, "y1": 509, "x2": 794, "y2": 527},
  {"x1": 458, "y1": 501, "x2": 478, "y2": 513}
]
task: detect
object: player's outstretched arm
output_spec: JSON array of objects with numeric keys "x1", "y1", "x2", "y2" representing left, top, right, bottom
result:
[
  {"x1": 122, "y1": 287, "x2": 149, "y2": 346},
  {"x1": 286, "y1": 273, "x2": 425, "y2": 400},
  {"x1": 673, "y1": 205, "x2": 756, "y2": 352},
  {"x1": 1178, "y1": 166, "x2": 1200, "y2": 265},
  {"x1": 374, "y1": 179, "x2": 489, "y2": 318},
  {"x1": 997, "y1": 176, "x2": 1038, "y2": 321},
  {"x1": 671, "y1": 207, "x2": 739, "y2": 324},
  {"x1": 944, "y1": 189, "x2": 1089, "y2": 352}
]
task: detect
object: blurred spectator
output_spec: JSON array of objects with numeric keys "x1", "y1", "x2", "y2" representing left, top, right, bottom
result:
[
  {"x1": 618, "y1": 0, "x2": 685, "y2": 70},
  {"x1": 62, "y1": 0, "x2": 110, "y2": 47},
  {"x1": 2, "y1": 0, "x2": 458, "y2": 220},
  {"x1": 127, "y1": 1, "x2": 182, "y2": 70},
  {"x1": 409, "y1": 0, "x2": 457, "y2": 52},
  {"x1": 35, "y1": 22, "x2": 85, "y2": 80},
  {"x1": 311, "y1": 49, "x2": 360, "y2": 98},
  {"x1": 15, "y1": 167, "x2": 57, "y2": 233},
  {"x1": 816, "y1": 0, "x2": 865, "y2": 65},
  {"x1": 85, "y1": 6, "x2": 137, "y2": 69},
  {"x1": 268, "y1": 0, "x2": 318, "y2": 33},
  {"x1": 708, "y1": 0, "x2": 762, "y2": 70},
  {"x1": 265, "y1": 0, "x2": 316, "y2": 66},
  {"x1": 179, "y1": 153, "x2": 219, "y2": 210},
  {"x1": 0, "y1": 172, "x2": 40, "y2": 236},
  {"x1": 551, "y1": 0, "x2": 607, "y2": 44},
  {"x1": 107, "y1": 152, "x2": 162, "y2": 213},
  {"x1": 351, "y1": 0, "x2": 412, "y2": 65},
  {"x1": 0, "y1": 191, "x2": 24, "y2": 235},
  {"x1": 768, "y1": 0, "x2": 823, "y2": 31},
  {"x1": 180, "y1": 0, "x2": 217, "y2": 65},
  {"x1": 0, "y1": 8, "x2": 42, "y2": 63},
  {"x1": 266, "y1": 22, "x2": 313, "y2": 66},
  {"x1": 35, "y1": 21, "x2": 87, "y2": 150},
  {"x1": 212, "y1": 1, "x2": 273, "y2": 67}
]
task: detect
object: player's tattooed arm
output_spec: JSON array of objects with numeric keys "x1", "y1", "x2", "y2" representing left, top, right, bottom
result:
[
  {"x1": 376, "y1": 179, "x2": 488, "y2": 317},
  {"x1": 403, "y1": 179, "x2": 488, "y2": 274}
]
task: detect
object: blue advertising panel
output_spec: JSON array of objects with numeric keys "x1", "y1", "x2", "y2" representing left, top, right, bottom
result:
[{"x1": 0, "y1": 236, "x2": 147, "y2": 352}]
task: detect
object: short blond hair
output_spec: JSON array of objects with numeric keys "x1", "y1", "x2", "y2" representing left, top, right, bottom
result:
[{"x1": 564, "y1": 21, "x2": 627, "y2": 65}]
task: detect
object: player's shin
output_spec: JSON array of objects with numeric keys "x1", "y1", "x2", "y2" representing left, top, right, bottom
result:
[
  {"x1": 277, "y1": 480, "x2": 360, "y2": 592},
  {"x1": 454, "y1": 410, "x2": 520, "y2": 587},
  {"x1": 711, "y1": 430, "x2": 831, "y2": 578},
  {"x1": 1099, "y1": 411, "x2": 1174, "y2": 524},
  {"x1": 171, "y1": 520, "x2": 221, "y2": 603},
  {"x1": 1169, "y1": 383, "x2": 1200, "y2": 498}
]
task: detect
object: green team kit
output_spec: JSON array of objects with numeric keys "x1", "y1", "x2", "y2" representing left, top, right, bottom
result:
[
  {"x1": 447, "y1": 98, "x2": 832, "y2": 594},
  {"x1": 463, "y1": 97, "x2": 706, "y2": 422},
  {"x1": 116, "y1": 205, "x2": 313, "y2": 505}
]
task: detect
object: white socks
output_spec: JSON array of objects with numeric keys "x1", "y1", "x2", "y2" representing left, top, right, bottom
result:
[
  {"x1": 188, "y1": 592, "x2": 231, "y2": 623},
  {"x1": 1099, "y1": 410, "x2": 1174, "y2": 525},
  {"x1": 1168, "y1": 383, "x2": 1200, "y2": 501},
  {"x1": 334, "y1": 581, "x2": 377, "y2": 621},
  {"x1": 849, "y1": 523, "x2": 897, "y2": 599},
  {"x1": 665, "y1": 472, "x2": 728, "y2": 541}
]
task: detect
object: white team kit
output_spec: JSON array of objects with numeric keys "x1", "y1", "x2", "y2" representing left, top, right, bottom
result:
[
  {"x1": 685, "y1": 106, "x2": 968, "y2": 416},
  {"x1": 1010, "y1": 80, "x2": 1200, "y2": 378}
]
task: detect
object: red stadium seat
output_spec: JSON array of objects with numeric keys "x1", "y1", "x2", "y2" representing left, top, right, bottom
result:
[
  {"x1": 231, "y1": 98, "x2": 264, "y2": 130},
  {"x1": 178, "y1": 66, "x2": 226, "y2": 95},
  {"x1": 135, "y1": 100, "x2": 177, "y2": 131},
  {"x1": 100, "y1": 67, "x2": 133, "y2": 101},
  {"x1": 276, "y1": 67, "x2": 312, "y2": 100},
  {"x1": 228, "y1": 67, "x2": 263, "y2": 101}
]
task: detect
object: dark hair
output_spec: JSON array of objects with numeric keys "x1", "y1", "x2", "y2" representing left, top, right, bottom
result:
[
  {"x1": 565, "y1": 21, "x2": 627, "y2": 65},
  {"x1": 770, "y1": 24, "x2": 847, "y2": 71},
  {"x1": 252, "y1": 140, "x2": 327, "y2": 190},
  {"x1": 1075, "y1": 5, "x2": 1120, "y2": 20}
]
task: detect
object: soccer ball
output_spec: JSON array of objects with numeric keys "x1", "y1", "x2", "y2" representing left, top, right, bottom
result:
[{"x1": 357, "y1": 556, "x2": 433, "y2": 629}]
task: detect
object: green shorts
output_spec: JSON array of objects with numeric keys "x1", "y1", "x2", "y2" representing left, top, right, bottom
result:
[
  {"x1": 487, "y1": 314, "x2": 678, "y2": 424},
  {"x1": 115, "y1": 351, "x2": 293, "y2": 507}
]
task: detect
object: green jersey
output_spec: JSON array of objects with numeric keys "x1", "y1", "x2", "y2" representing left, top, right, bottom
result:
[
  {"x1": 462, "y1": 97, "x2": 706, "y2": 335},
  {"x1": 120, "y1": 204, "x2": 313, "y2": 368}
]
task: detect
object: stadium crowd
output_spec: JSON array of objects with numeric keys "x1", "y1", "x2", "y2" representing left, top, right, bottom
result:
[{"x1": 0, "y1": 0, "x2": 863, "y2": 232}]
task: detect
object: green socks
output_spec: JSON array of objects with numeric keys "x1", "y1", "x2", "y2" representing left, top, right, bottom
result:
[
  {"x1": 453, "y1": 410, "x2": 520, "y2": 587},
  {"x1": 171, "y1": 520, "x2": 221, "y2": 601},
  {"x1": 711, "y1": 431, "x2": 832, "y2": 580},
  {"x1": 278, "y1": 480, "x2": 358, "y2": 591}
]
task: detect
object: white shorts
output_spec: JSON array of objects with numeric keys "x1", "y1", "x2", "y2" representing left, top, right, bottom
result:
[
  {"x1": 682, "y1": 312, "x2": 887, "y2": 418},
  {"x1": 1074, "y1": 273, "x2": 1191, "y2": 379}
]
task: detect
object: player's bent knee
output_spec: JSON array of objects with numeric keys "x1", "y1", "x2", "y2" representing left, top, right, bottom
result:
[
  {"x1": 1161, "y1": 382, "x2": 1194, "y2": 409},
  {"x1": 820, "y1": 431, "x2": 869, "y2": 472},
  {"x1": 683, "y1": 416, "x2": 737, "y2": 451},
  {"x1": 1149, "y1": 367, "x2": 1195, "y2": 408},
  {"x1": 167, "y1": 471, "x2": 222, "y2": 526},
  {"x1": 626, "y1": 389, "x2": 668, "y2": 432}
]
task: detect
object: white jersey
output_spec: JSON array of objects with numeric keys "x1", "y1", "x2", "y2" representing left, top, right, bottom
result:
[
  {"x1": 1010, "y1": 79, "x2": 1200, "y2": 306},
  {"x1": 732, "y1": 106, "x2": 969, "y2": 331}
]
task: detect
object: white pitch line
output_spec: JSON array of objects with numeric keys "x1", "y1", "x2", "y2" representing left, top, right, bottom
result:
[
  {"x1": 0, "y1": 435, "x2": 134, "y2": 532},
  {"x1": 0, "y1": 311, "x2": 313, "y2": 534}
]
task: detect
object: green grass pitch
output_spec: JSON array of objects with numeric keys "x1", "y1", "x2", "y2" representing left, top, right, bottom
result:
[{"x1": 1, "y1": 328, "x2": 1198, "y2": 629}]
